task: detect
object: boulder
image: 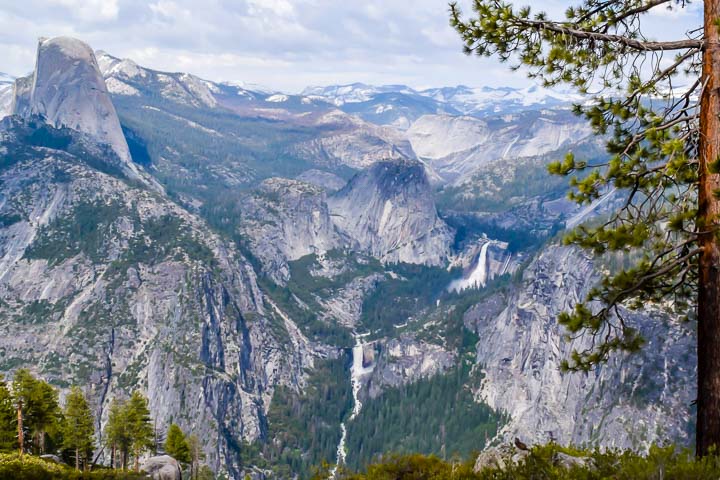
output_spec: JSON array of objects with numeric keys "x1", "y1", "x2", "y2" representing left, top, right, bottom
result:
[
  {"x1": 511, "y1": 449, "x2": 530, "y2": 465},
  {"x1": 40, "y1": 454, "x2": 63, "y2": 464},
  {"x1": 552, "y1": 451, "x2": 593, "y2": 469},
  {"x1": 473, "y1": 448, "x2": 506, "y2": 473},
  {"x1": 142, "y1": 455, "x2": 182, "y2": 480}
]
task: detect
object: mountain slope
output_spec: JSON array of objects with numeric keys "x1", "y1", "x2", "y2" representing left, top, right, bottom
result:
[
  {"x1": 0, "y1": 39, "x2": 324, "y2": 477},
  {"x1": 328, "y1": 158, "x2": 452, "y2": 266}
]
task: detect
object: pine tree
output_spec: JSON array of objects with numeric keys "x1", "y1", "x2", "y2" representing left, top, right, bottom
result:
[
  {"x1": 165, "y1": 424, "x2": 191, "y2": 464},
  {"x1": 11, "y1": 369, "x2": 60, "y2": 454},
  {"x1": 125, "y1": 391, "x2": 154, "y2": 472},
  {"x1": 105, "y1": 398, "x2": 130, "y2": 470},
  {"x1": 449, "y1": 0, "x2": 717, "y2": 454},
  {"x1": 30, "y1": 380, "x2": 60, "y2": 454},
  {"x1": 61, "y1": 386, "x2": 95, "y2": 471},
  {"x1": 0, "y1": 375, "x2": 16, "y2": 452},
  {"x1": 187, "y1": 433, "x2": 204, "y2": 480}
]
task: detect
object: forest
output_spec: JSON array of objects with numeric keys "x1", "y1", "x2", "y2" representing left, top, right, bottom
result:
[{"x1": 0, "y1": 369, "x2": 212, "y2": 479}]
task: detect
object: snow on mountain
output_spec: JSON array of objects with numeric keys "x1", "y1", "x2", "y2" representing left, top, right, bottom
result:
[
  {"x1": 419, "y1": 85, "x2": 584, "y2": 115},
  {"x1": 266, "y1": 93, "x2": 290, "y2": 102},
  {"x1": 303, "y1": 83, "x2": 581, "y2": 115},
  {"x1": 0, "y1": 72, "x2": 15, "y2": 85},
  {"x1": 407, "y1": 110, "x2": 594, "y2": 183},
  {"x1": 302, "y1": 83, "x2": 417, "y2": 106},
  {"x1": 0, "y1": 73, "x2": 14, "y2": 119}
]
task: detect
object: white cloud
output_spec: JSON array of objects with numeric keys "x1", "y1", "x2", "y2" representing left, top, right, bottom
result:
[
  {"x1": 50, "y1": 0, "x2": 119, "y2": 21},
  {"x1": 0, "y1": 0, "x2": 704, "y2": 92}
]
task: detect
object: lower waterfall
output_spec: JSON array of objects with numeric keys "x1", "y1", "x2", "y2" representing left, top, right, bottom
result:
[{"x1": 332, "y1": 332, "x2": 374, "y2": 474}]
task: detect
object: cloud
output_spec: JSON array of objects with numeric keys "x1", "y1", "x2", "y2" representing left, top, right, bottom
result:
[{"x1": 0, "y1": 0, "x2": 704, "y2": 92}]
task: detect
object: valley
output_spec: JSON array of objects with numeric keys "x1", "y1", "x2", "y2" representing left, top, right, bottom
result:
[{"x1": 0, "y1": 35, "x2": 695, "y2": 479}]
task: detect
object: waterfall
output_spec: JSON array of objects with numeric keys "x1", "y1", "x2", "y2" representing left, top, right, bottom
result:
[
  {"x1": 448, "y1": 241, "x2": 491, "y2": 292},
  {"x1": 332, "y1": 333, "x2": 374, "y2": 475}
]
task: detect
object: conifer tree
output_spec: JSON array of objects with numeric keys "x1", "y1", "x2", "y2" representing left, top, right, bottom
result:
[
  {"x1": 105, "y1": 398, "x2": 130, "y2": 470},
  {"x1": 0, "y1": 375, "x2": 16, "y2": 452},
  {"x1": 31, "y1": 380, "x2": 60, "y2": 454},
  {"x1": 125, "y1": 391, "x2": 154, "y2": 472},
  {"x1": 11, "y1": 369, "x2": 60, "y2": 454},
  {"x1": 165, "y1": 423, "x2": 191, "y2": 464},
  {"x1": 450, "y1": 0, "x2": 717, "y2": 454},
  {"x1": 187, "y1": 433, "x2": 204, "y2": 480},
  {"x1": 61, "y1": 386, "x2": 95, "y2": 471}
]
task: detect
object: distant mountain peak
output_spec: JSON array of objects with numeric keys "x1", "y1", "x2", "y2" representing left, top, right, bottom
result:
[{"x1": 11, "y1": 36, "x2": 141, "y2": 180}]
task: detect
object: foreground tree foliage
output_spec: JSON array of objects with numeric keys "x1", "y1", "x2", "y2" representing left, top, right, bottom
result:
[
  {"x1": 164, "y1": 424, "x2": 190, "y2": 464},
  {"x1": 11, "y1": 369, "x2": 61, "y2": 455},
  {"x1": 105, "y1": 393, "x2": 154, "y2": 471},
  {"x1": 0, "y1": 452, "x2": 147, "y2": 479},
  {"x1": 61, "y1": 387, "x2": 94, "y2": 471},
  {"x1": 335, "y1": 446, "x2": 720, "y2": 480},
  {"x1": 450, "y1": 0, "x2": 720, "y2": 455},
  {"x1": 0, "y1": 370, "x2": 211, "y2": 476}
]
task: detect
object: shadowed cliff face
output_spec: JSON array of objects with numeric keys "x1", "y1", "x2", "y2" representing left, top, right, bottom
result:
[{"x1": 328, "y1": 158, "x2": 453, "y2": 266}]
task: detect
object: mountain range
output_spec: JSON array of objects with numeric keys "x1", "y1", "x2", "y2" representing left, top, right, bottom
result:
[{"x1": 0, "y1": 37, "x2": 694, "y2": 478}]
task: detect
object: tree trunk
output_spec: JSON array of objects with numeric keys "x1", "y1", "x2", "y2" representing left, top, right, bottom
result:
[
  {"x1": 134, "y1": 448, "x2": 139, "y2": 472},
  {"x1": 16, "y1": 402, "x2": 22, "y2": 456},
  {"x1": 76, "y1": 447, "x2": 80, "y2": 471},
  {"x1": 111, "y1": 443, "x2": 116, "y2": 469},
  {"x1": 697, "y1": 0, "x2": 720, "y2": 457}
]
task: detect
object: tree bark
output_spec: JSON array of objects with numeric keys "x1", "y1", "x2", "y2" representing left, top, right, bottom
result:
[
  {"x1": 697, "y1": 0, "x2": 720, "y2": 458},
  {"x1": 16, "y1": 402, "x2": 22, "y2": 456}
]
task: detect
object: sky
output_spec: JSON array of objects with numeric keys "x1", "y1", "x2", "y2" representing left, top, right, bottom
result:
[{"x1": 0, "y1": 0, "x2": 704, "y2": 93}]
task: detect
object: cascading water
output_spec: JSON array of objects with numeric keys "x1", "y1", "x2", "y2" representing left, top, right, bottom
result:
[
  {"x1": 332, "y1": 332, "x2": 374, "y2": 475},
  {"x1": 448, "y1": 241, "x2": 491, "y2": 292}
]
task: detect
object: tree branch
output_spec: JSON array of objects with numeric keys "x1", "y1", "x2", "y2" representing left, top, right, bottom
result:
[{"x1": 508, "y1": 17, "x2": 703, "y2": 51}]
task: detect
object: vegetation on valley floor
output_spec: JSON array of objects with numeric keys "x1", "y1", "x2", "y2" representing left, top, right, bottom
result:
[
  {"x1": 344, "y1": 361, "x2": 505, "y2": 471},
  {"x1": 239, "y1": 357, "x2": 353, "y2": 479},
  {"x1": 0, "y1": 369, "x2": 212, "y2": 479},
  {"x1": 329, "y1": 444, "x2": 720, "y2": 480}
]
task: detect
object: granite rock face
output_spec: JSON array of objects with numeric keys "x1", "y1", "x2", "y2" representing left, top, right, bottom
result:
[
  {"x1": 237, "y1": 161, "x2": 454, "y2": 281},
  {"x1": 12, "y1": 37, "x2": 140, "y2": 179},
  {"x1": 237, "y1": 178, "x2": 346, "y2": 283},
  {"x1": 0, "y1": 119, "x2": 317, "y2": 477},
  {"x1": 328, "y1": 158, "x2": 453, "y2": 266},
  {"x1": 142, "y1": 456, "x2": 182, "y2": 480},
  {"x1": 465, "y1": 245, "x2": 695, "y2": 450}
]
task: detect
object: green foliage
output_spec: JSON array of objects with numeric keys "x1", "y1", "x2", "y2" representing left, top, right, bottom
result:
[
  {"x1": 164, "y1": 424, "x2": 191, "y2": 464},
  {"x1": 449, "y1": 0, "x2": 701, "y2": 370},
  {"x1": 0, "y1": 452, "x2": 147, "y2": 479},
  {"x1": 340, "y1": 445, "x2": 720, "y2": 480},
  {"x1": 241, "y1": 357, "x2": 352, "y2": 479},
  {"x1": 124, "y1": 391, "x2": 154, "y2": 470},
  {"x1": 12, "y1": 369, "x2": 61, "y2": 455},
  {"x1": 345, "y1": 362, "x2": 503, "y2": 471},
  {"x1": 0, "y1": 376, "x2": 16, "y2": 452},
  {"x1": 24, "y1": 201, "x2": 123, "y2": 266},
  {"x1": 61, "y1": 387, "x2": 95, "y2": 470},
  {"x1": 104, "y1": 398, "x2": 130, "y2": 469},
  {"x1": 360, "y1": 263, "x2": 459, "y2": 337},
  {"x1": 259, "y1": 251, "x2": 382, "y2": 346},
  {"x1": 104, "y1": 393, "x2": 154, "y2": 471}
]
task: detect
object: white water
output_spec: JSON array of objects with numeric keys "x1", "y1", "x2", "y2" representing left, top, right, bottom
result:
[
  {"x1": 332, "y1": 333, "x2": 374, "y2": 475},
  {"x1": 448, "y1": 241, "x2": 491, "y2": 292}
]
